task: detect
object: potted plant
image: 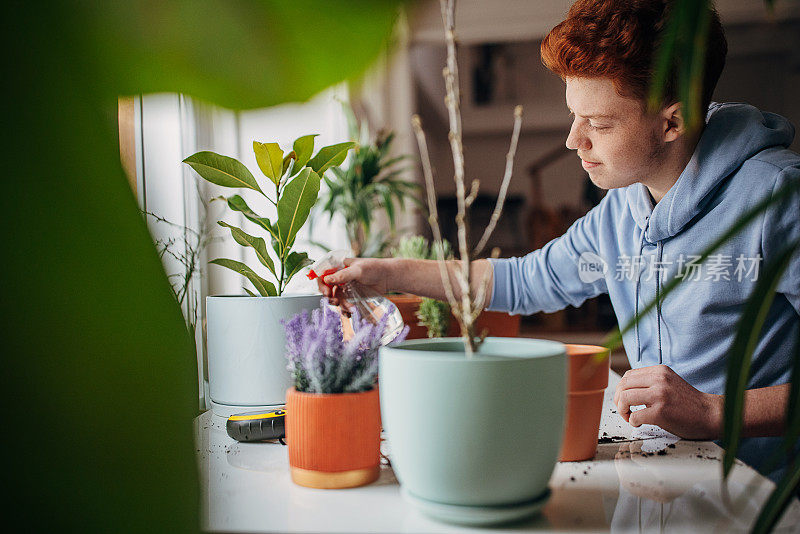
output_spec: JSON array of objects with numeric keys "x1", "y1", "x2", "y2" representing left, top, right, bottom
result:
[
  {"x1": 282, "y1": 300, "x2": 408, "y2": 489},
  {"x1": 388, "y1": 235, "x2": 452, "y2": 339},
  {"x1": 378, "y1": 0, "x2": 567, "y2": 526},
  {"x1": 183, "y1": 136, "x2": 354, "y2": 416},
  {"x1": 315, "y1": 105, "x2": 421, "y2": 258}
]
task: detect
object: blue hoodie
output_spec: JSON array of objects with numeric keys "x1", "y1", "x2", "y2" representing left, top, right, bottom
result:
[{"x1": 488, "y1": 102, "x2": 800, "y2": 479}]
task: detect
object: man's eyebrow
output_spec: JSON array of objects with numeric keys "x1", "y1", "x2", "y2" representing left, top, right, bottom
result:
[{"x1": 567, "y1": 109, "x2": 616, "y2": 119}]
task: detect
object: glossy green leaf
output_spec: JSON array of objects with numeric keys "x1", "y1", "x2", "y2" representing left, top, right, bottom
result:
[
  {"x1": 222, "y1": 195, "x2": 279, "y2": 241},
  {"x1": 284, "y1": 251, "x2": 314, "y2": 285},
  {"x1": 751, "y1": 458, "x2": 800, "y2": 533},
  {"x1": 293, "y1": 134, "x2": 318, "y2": 169},
  {"x1": 253, "y1": 141, "x2": 284, "y2": 185},
  {"x1": 209, "y1": 258, "x2": 276, "y2": 297},
  {"x1": 217, "y1": 221, "x2": 276, "y2": 277},
  {"x1": 243, "y1": 287, "x2": 257, "y2": 297},
  {"x1": 271, "y1": 238, "x2": 284, "y2": 262},
  {"x1": 282, "y1": 151, "x2": 297, "y2": 175},
  {"x1": 307, "y1": 142, "x2": 355, "y2": 175},
  {"x1": 96, "y1": 2, "x2": 407, "y2": 111},
  {"x1": 277, "y1": 167, "x2": 321, "y2": 249},
  {"x1": 183, "y1": 151, "x2": 263, "y2": 194},
  {"x1": 647, "y1": 0, "x2": 711, "y2": 132},
  {"x1": 683, "y1": 1, "x2": 711, "y2": 132},
  {"x1": 722, "y1": 239, "x2": 799, "y2": 476}
]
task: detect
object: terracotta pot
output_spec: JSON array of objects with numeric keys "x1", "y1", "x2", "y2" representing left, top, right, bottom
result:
[
  {"x1": 285, "y1": 387, "x2": 381, "y2": 489},
  {"x1": 387, "y1": 293, "x2": 522, "y2": 339},
  {"x1": 559, "y1": 344, "x2": 611, "y2": 462},
  {"x1": 386, "y1": 294, "x2": 427, "y2": 339},
  {"x1": 446, "y1": 310, "x2": 521, "y2": 337}
]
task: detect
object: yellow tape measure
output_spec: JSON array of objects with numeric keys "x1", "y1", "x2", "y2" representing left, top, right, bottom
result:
[{"x1": 226, "y1": 408, "x2": 286, "y2": 442}]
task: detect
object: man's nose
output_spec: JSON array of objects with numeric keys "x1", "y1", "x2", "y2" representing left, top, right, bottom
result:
[{"x1": 565, "y1": 123, "x2": 590, "y2": 151}]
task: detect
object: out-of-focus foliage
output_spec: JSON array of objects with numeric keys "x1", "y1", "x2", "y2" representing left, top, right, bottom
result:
[{"x1": 0, "y1": 1, "x2": 404, "y2": 531}]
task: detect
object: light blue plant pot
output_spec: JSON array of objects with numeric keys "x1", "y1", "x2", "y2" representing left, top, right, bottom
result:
[
  {"x1": 206, "y1": 294, "x2": 321, "y2": 417},
  {"x1": 379, "y1": 337, "x2": 566, "y2": 525}
]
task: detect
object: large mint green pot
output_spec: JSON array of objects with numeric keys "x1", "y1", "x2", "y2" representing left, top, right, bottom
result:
[{"x1": 379, "y1": 337, "x2": 566, "y2": 507}]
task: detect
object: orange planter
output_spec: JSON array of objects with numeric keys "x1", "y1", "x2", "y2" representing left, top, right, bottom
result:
[
  {"x1": 285, "y1": 387, "x2": 381, "y2": 489},
  {"x1": 386, "y1": 294, "x2": 427, "y2": 339},
  {"x1": 447, "y1": 310, "x2": 521, "y2": 337},
  {"x1": 559, "y1": 344, "x2": 611, "y2": 462},
  {"x1": 387, "y1": 293, "x2": 522, "y2": 339}
]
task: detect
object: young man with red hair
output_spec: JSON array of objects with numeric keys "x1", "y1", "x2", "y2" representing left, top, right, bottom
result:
[{"x1": 321, "y1": 0, "x2": 799, "y2": 479}]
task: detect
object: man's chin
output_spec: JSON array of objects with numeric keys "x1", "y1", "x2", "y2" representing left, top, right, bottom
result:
[
  {"x1": 586, "y1": 171, "x2": 631, "y2": 191},
  {"x1": 586, "y1": 171, "x2": 612, "y2": 190}
]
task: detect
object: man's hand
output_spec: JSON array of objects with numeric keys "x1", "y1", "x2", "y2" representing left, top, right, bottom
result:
[
  {"x1": 317, "y1": 257, "x2": 393, "y2": 306},
  {"x1": 613, "y1": 365, "x2": 723, "y2": 440}
]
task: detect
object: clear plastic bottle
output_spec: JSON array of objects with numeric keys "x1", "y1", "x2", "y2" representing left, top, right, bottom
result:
[{"x1": 307, "y1": 250, "x2": 405, "y2": 345}]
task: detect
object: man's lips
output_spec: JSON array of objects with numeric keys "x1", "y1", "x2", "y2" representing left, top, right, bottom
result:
[{"x1": 581, "y1": 159, "x2": 601, "y2": 169}]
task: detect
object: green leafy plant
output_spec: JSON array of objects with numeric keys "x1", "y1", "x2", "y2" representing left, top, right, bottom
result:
[
  {"x1": 184, "y1": 137, "x2": 354, "y2": 296},
  {"x1": 317, "y1": 106, "x2": 421, "y2": 257},
  {"x1": 8, "y1": 0, "x2": 405, "y2": 529},
  {"x1": 393, "y1": 235, "x2": 453, "y2": 338},
  {"x1": 417, "y1": 298, "x2": 450, "y2": 339},
  {"x1": 638, "y1": 2, "x2": 799, "y2": 530},
  {"x1": 648, "y1": 0, "x2": 777, "y2": 132}
]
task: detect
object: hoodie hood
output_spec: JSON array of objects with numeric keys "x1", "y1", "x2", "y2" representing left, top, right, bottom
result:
[{"x1": 626, "y1": 102, "x2": 796, "y2": 242}]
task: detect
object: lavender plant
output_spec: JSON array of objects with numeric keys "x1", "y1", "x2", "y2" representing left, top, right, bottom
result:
[{"x1": 282, "y1": 299, "x2": 408, "y2": 393}]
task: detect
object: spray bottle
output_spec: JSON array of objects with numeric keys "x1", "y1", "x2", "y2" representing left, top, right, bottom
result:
[{"x1": 307, "y1": 250, "x2": 405, "y2": 345}]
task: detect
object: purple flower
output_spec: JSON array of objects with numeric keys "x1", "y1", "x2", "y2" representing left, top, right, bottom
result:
[{"x1": 282, "y1": 298, "x2": 404, "y2": 393}]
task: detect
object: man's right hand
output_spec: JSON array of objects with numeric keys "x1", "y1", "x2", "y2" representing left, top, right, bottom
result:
[
  {"x1": 317, "y1": 257, "x2": 393, "y2": 306},
  {"x1": 317, "y1": 256, "x2": 492, "y2": 306}
]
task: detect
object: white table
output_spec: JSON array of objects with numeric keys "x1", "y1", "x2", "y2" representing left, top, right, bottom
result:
[{"x1": 194, "y1": 373, "x2": 800, "y2": 532}]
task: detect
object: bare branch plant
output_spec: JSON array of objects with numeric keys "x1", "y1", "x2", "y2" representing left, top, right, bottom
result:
[
  {"x1": 411, "y1": 0, "x2": 523, "y2": 356},
  {"x1": 145, "y1": 206, "x2": 215, "y2": 342}
]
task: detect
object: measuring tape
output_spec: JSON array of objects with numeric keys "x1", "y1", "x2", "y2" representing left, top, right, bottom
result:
[{"x1": 225, "y1": 408, "x2": 286, "y2": 442}]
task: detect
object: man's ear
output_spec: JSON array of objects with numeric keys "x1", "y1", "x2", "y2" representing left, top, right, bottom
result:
[{"x1": 661, "y1": 102, "x2": 684, "y2": 142}]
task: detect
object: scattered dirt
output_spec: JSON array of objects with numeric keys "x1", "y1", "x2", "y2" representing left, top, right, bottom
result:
[{"x1": 598, "y1": 435, "x2": 627, "y2": 444}]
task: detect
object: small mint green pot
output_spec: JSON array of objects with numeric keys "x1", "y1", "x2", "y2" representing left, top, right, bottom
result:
[{"x1": 379, "y1": 338, "x2": 566, "y2": 508}]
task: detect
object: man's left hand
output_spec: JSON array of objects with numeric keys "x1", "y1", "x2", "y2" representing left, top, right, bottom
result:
[{"x1": 613, "y1": 365, "x2": 723, "y2": 440}]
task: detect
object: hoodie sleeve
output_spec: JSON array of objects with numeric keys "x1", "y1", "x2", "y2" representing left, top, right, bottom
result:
[
  {"x1": 487, "y1": 197, "x2": 610, "y2": 315},
  {"x1": 762, "y1": 165, "x2": 800, "y2": 314}
]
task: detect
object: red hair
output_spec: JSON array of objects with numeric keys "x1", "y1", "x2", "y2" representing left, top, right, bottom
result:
[{"x1": 541, "y1": 0, "x2": 727, "y2": 111}]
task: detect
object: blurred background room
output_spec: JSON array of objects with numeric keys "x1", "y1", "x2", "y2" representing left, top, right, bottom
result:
[{"x1": 119, "y1": 0, "x2": 800, "y2": 408}]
